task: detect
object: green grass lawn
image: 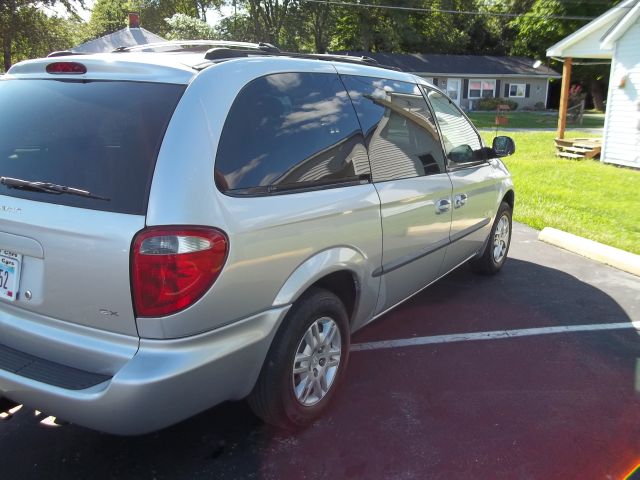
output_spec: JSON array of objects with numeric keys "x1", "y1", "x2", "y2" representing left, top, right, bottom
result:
[
  {"x1": 469, "y1": 111, "x2": 605, "y2": 129},
  {"x1": 479, "y1": 131, "x2": 640, "y2": 255}
]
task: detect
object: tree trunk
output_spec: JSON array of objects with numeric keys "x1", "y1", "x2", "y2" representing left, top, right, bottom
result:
[
  {"x1": 589, "y1": 79, "x2": 605, "y2": 112},
  {"x1": 248, "y1": 1, "x2": 261, "y2": 42},
  {"x1": 312, "y1": 5, "x2": 330, "y2": 53},
  {"x1": 2, "y1": 0, "x2": 16, "y2": 72},
  {"x1": 3, "y1": 36, "x2": 10, "y2": 72}
]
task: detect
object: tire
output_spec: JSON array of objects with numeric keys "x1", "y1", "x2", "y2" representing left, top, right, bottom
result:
[
  {"x1": 471, "y1": 201, "x2": 512, "y2": 275},
  {"x1": 248, "y1": 287, "x2": 350, "y2": 429}
]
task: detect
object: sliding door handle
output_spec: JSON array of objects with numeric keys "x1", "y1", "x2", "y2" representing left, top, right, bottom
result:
[
  {"x1": 436, "y1": 198, "x2": 451, "y2": 214},
  {"x1": 454, "y1": 193, "x2": 468, "y2": 208}
]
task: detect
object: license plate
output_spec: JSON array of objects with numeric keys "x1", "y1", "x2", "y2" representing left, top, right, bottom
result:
[{"x1": 0, "y1": 250, "x2": 21, "y2": 302}]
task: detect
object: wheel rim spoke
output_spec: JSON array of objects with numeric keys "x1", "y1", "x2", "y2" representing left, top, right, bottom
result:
[
  {"x1": 293, "y1": 356, "x2": 310, "y2": 374},
  {"x1": 304, "y1": 330, "x2": 316, "y2": 350},
  {"x1": 318, "y1": 371, "x2": 329, "y2": 395},
  {"x1": 323, "y1": 323, "x2": 337, "y2": 347},
  {"x1": 311, "y1": 322, "x2": 322, "y2": 346},
  {"x1": 300, "y1": 377, "x2": 313, "y2": 403}
]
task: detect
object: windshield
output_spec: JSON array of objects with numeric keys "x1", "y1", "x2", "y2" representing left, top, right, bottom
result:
[{"x1": 0, "y1": 79, "x2": 185, "y2": 215}]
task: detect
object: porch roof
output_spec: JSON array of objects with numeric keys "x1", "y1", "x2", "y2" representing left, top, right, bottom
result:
[{"x1": 546, "y1": 0, "x2": 640, "y2": 59}]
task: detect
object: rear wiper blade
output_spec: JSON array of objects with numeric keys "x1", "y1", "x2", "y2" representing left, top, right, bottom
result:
[{"x1": 0, "y1": 177, "x2": 110, "y2": 201}]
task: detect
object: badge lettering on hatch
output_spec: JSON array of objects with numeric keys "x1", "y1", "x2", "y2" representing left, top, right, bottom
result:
[
  {"x1": 99, "y1": 309, "x2": 119, "y2": 317},
  {"x1": 0, "y1": 206, "x2": 22, "y2": 214}
]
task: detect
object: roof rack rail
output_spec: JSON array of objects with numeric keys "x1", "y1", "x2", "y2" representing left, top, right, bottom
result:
[
  {"x1": 113, "y1": 40, "x2": 280, "y2": 53},
  {"x1": 203, "y1": 48, "x2": 401, "y2": 71},
  {"x1": 108, "y1": 39, "x2": 400, "y2": 71}
]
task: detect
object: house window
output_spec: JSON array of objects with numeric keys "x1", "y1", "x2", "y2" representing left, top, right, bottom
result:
[
  {"x1": 509, "y1": 83, "x2": 526, "y2": 98},
  {"x1": 468, "y1": 79, "x2": 495, "y2": 98}
]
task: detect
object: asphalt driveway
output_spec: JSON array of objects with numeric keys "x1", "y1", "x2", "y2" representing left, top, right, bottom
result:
[{"x1": 1, "y1": 223, "x2": 639, "y2": 480}]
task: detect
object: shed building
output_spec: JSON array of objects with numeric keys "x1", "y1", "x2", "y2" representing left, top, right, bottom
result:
[{"x1": 547, "y1": 0, "x2": 640, "y2": 169}]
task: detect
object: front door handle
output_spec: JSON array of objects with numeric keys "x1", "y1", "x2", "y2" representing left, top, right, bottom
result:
[
  {"x1": 454, "y1": 193, "x2": 468, "y2": 208},
  {"x1": 436, "y1": 198, "x2": 451, "y2": 214}
]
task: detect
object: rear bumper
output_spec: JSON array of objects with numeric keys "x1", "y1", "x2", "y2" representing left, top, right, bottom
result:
[{"x1": 0, "y1": 306, "x2": 289, "y2": 435}]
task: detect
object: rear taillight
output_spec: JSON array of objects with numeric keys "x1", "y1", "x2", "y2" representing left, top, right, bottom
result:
[{"x1": 131, "y1": 227, "x2": 228, "y2": 317}]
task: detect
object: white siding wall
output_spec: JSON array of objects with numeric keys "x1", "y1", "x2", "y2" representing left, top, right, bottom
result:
[{"x1": 602, "y1": 18, "x2": 640, "y2": 168}]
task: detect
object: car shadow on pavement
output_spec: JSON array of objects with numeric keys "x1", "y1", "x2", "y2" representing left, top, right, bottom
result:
[{"x1": 1, "y1": 259, "x2": 639, "y2": 480}]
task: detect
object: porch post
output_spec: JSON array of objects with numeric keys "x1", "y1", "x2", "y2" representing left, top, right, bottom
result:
[{"x1": 557, "y1": 57, "x2": 572, "y2": 139}]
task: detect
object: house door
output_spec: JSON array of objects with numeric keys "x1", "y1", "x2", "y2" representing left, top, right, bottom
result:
[{"x1": 446, "y1": 78, "x2": 461, "y2": 106}]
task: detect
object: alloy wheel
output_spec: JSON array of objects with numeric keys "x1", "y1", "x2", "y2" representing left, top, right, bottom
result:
[{"x1": 292, "y1": 317, "x2": 342, "y2": 407}]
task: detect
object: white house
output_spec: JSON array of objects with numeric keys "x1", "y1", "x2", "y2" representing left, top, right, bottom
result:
[
  {"x1": 339, "y1": 52, "x2": 560, "y2": 111},
  {"x1": 547, "y1": 0, "x2": 640, "y2": 169}
]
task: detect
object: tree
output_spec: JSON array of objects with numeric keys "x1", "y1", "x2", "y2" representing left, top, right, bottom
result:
[
  {"x1": 215, "y1": 13, "x2": 256, "y2": 41},
  {"x1": 86, "y1": 0, "x2": 129, "y2": 38},
  {"x1": 132, "y1": 0, "x2": 199, "y2": 35},
  {"x1": 509, "y1": 0, "x2": 619, "y2": 110},
  {"x1": 301, "y1": 1, "x2": 334, "y2": 53},
  {"x1": 85, "y1": 0, "x2": 206, "y2": 40},
  {"x1": 12, "y1": 9, "x2": 77, "y2": 60},
  {"x1": 165, "y1": 12, "x2": 216, "y2": 39},
  {"x1": 327, "y1": 0, "x2": 491, "y2": 54},
  {"x1": 0, "y1": 0, "x2": 78, "y2": 71},
  {"x1": 245, "y1": 0, "x2": 293, "y2": 46},
  {"x1": 330, "y1": 1, "x2": 399, "y2": 52},
  {"x1": 396, "y1": 1, "x2": 473, "y2": 54},
  {"x1": 194, "y1": 0, "x2": 223, "y2": 21}
]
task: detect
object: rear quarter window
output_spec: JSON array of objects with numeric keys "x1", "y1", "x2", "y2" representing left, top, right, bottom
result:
[
  {"x1": 214, "y1": 72, "x2": 370, "y2": 195},
  {"x1": 0, "y1": 79, "x2": 185, "y2": 215}
]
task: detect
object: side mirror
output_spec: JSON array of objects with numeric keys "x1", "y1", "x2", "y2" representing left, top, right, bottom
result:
[
  {"x1": 492, "y1": 136, "x2": 516, "y2": 157},
  {"x1": 448, "y1": 144, "x2": 474, "y2": 163}
]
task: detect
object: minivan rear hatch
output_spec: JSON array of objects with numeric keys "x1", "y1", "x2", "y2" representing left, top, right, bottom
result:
[{"x1": 0, "y1": 75, "x2": 185, "y2": 336}]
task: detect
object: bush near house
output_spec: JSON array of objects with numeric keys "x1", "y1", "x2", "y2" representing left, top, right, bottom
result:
[
  {"x1": 480, "y1": 131, "x2": 640, "y2": 255},
  {"x1": 475, "y1": 97, "x2": 519, "y2": 111}
]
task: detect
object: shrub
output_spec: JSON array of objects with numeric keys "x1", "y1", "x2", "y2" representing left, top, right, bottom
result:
[
  {"x1": 165, "y1": 13, "x2": 216, "y2": 40},
  {"x1": 534, "y1": 101, "x2": 546, "y2": 111},
  {"x1": 568, "y1": 84, "x2": 586, "y2": 107},
  {"x1": 474, "y1": 97, "x2": 518, "y2": 111}
]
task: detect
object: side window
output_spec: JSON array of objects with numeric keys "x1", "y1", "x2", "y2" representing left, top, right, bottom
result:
[
  {"x1": 215, "y1": 72, "x2": 369, "y2": 194},
  {"x1": 425, "y1": 89, "x2": 484, "y2": 166},
  {"x1": 340, "y1": 75, "x2": 446, "y2": 182}
]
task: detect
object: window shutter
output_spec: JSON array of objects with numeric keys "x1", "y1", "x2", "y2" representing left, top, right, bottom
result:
[
  {"x1": 433, "y1": 78, "x2": 438, "y2": 86},
  {"x1": 463, "y1": 79, "x2": 469, "y2": 99},
  {"x1": 525, "y1": 84, "x2": 531, "y2": 98},
  {"x1": 504, "y1": 83, "x2": 510, "y2": 97},
  {"x1": 495, "y1": 80, "x2": 501, "y2": 98}
]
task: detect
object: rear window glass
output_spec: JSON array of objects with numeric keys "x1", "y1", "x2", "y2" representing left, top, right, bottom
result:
[{"x1": 0, "y1": 79, "x2": 185, "y2": 215}]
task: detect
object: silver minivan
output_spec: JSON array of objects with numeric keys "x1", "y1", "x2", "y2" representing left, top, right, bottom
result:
[{"x1": 0, "y1": 42, "x2": 514, "y2": 434}]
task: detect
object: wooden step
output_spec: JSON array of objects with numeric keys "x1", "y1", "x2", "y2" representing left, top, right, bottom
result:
[
  {"x1": 554, "y1": 138, "x2": 574, "y2": 148},
  {"x1": 574, "y1": 145, "x2": 601, "y2": 158},
  {"x1": 563, "y1": 147, "x2": 592, "y2": 153},
  {"x1": 557, "y1": 151, "x2": 585, "y2": 159}
]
